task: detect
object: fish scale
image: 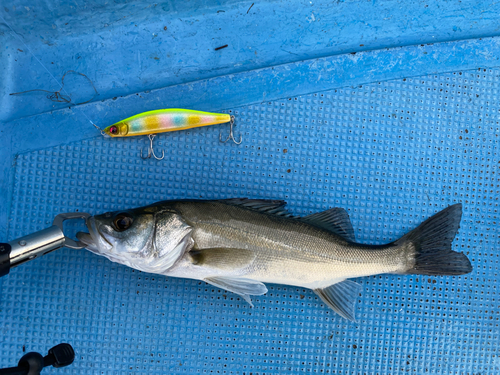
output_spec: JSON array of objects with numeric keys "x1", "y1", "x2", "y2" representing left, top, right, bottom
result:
[{"x1": 173, "y1": 202, "x2": 408, "y2": 286}]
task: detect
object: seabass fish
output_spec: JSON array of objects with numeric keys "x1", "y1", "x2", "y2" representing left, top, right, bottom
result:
[{"x1": 77, "y1": 199, "x2": 472, "y2": 321}]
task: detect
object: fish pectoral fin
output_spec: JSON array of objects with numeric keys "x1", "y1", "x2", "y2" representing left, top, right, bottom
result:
[
  {"x1": 301, "y1": 208, "x2": 355, "y2": 242},
  {"x1": 314, "y1": 280, "x2": 362, "y2": 322},
  {"x1": 204, "y1": 276, "x2": 268, "y2": 307},
  {"x1": 189, "y1": 248, "x2": 256, "y2": 271}
]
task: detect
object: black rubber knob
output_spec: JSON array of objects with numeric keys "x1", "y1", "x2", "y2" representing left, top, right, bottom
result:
[
  {"x1": 0, "y1": 343, "x2": 75, "y2": 375},
  {"x1": 17, "y1": 352, "x2": 44, "y2": 375},
  {"x1": 44, "y1": 344, "x2": 74, "y2": 368}
]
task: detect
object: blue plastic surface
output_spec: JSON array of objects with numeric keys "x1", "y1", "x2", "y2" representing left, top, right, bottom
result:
[
  {"x1": 3, "y1": 0, "x2": 500, "y2": 122},
  {"x1": 3, "y1": 36, "x2": 500, "y2": 241},
  {"x1": 1, "y1": 69, "x2": 499, "y2": 374},
  {"x1": 1, "y1": 1, "x2": 499, "y2": 374}
]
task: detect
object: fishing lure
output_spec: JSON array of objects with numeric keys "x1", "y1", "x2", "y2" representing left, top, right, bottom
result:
[{"x1": 101, "y1": 108, "x2": 241, "y2": 160}]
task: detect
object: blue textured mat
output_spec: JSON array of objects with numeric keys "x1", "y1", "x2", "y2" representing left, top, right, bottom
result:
[
  {"x1": 3, "y1": 0, "x2": 500, "y2": 122},
  {"x1": 1, "y1": 68, "x2": 498, "y2": 374}
]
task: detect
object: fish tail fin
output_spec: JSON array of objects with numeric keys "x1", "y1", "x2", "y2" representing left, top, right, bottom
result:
[{"x1": 396, "y1": 203, "x2": 472, "y2": 276}]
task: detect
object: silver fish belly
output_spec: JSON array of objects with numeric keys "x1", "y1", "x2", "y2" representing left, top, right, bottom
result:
[{"x1": 77, "y1": 198, "x2": 472, "y2": 321}]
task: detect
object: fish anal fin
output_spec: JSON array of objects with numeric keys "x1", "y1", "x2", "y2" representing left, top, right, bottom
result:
[
  {"x1": 204, "y1": 276, "x2": 268, "y2": 307},
  {"x1": 314, "y1": 280, "x2": 362, "y2": 322}
]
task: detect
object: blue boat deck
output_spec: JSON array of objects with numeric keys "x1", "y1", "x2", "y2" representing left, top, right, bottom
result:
[{"x1": 0, "y1": 1, "x2": 499, "y2": 373}]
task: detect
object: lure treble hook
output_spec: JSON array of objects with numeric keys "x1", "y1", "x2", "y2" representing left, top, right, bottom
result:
[
  {"x1": 140, "y1": 134, "x2": 165, "y2": 160},
  {"x1": 219, "y1": 115, "x2": 242, "y2": 145}
]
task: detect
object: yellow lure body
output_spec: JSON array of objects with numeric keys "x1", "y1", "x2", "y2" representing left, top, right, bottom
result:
[{"x1": 103, "y1": 109, "x2": 231, "y2": 137}]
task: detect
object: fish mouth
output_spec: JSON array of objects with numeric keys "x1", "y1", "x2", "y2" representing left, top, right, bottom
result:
[{"x1": 77, "y1": 216, "x2": 113, "y2": 254}]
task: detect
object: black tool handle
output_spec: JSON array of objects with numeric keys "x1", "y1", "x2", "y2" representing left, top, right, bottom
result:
[
  {"x1": 0, "y1": 344, "x2": 74, "y2": 375},
  {"x1": 0, "y1": 243, "x2": 11, "y2": 278},
  {"x1": 0, "y1": 367, "x2": 26, "y2": 375}
]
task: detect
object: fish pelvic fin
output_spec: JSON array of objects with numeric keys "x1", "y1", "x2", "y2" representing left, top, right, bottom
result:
[
  {"x1": 397, "y1": 203, "x2": 472, "y2": 276},
  {"x1": 204, "y1": 276, "x2": 268, "y2": 307},
  {"x1": 314, "y1": 280, "x2": 362, "y2": 322}
]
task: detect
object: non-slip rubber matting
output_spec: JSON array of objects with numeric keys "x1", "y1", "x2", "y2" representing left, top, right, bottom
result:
[{"x1": 1, "y1": 69, "x2": 499, "y2": 374}]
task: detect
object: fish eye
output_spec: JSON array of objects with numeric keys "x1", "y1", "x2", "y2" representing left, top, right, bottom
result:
[
  {"x1": 113, "y1": 213, "x2": 133, "y2": 231},
  {"x1": 109, "y1": 126, "x2": 118, "y2": 135}
]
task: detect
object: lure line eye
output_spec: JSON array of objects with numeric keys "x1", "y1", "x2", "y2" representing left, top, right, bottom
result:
[
  {"x1": 113, "y1": 213, "x2": 133, "y2": 231},
  {"x1": 109, "y1": 126, "x2": 118, "y2": 134}
]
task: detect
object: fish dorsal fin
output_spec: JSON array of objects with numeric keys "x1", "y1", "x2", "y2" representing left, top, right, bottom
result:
[
  {"x1": 314, "y1": 280, "x2": 362, "y2": 322},
  {"x1": 204, "y1": 276, "x2": 268, "y2": 307},
  {"x1": 301, "y1": 207, "x2": 355, "y2": 242},
  {"x1": 221, "y1": 198, "x2": 296, "y2": 218}
]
